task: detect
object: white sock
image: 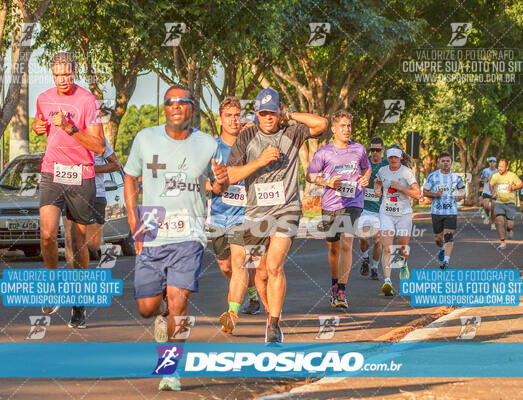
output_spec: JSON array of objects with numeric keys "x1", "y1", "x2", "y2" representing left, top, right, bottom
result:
[
  {"x1": 362, "y1": 250, "x2": 369, "y2": 258},
  {"x1": 370, "y1": 259, "x2": 379, "y2": 269},
  {"x1": 384, "y1": 277, "x2": 391, "y2": 284},
  {"x1": 444, "y1": 255, "x2": 450, "y2": 263}
]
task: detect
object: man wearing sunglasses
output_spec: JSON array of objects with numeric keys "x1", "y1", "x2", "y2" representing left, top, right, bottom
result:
[
  {"x1": 358, "y1": 137, "x2": 388, "y2": 280},
  {"x1": 124, "y1": 84, "x2": 228, "y2": 391},
  {"x1": 226, "y1": 88, "x2": 328, "y2": 342}
]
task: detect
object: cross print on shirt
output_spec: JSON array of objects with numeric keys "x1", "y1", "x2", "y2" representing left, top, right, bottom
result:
[{"x1": 147, "y1": 155, "x2": 166, "y2": 178}]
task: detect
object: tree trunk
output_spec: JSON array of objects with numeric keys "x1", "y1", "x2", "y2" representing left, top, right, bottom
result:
[{"x1": 9, "y1": 56, "x2": 29, "y2": 160}]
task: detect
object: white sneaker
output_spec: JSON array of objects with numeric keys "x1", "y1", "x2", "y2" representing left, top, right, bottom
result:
[
  {"x1": 154, "y1": 315, "x2": 169, "y2": 343},
  {"x1": 490, "y1": 224, "x2": 496, "y2": 231},
  {"x1": 158, "y1": 376, "x2": 181, "y2": 391}
]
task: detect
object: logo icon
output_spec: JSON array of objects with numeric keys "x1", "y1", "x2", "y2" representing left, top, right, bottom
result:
[
  {"x1": 380, "y1": 100, "x2": 405, "y2": 123},
  {"x1": 242, "y1": 245, "x2": 266, "y2": 269},
  {"x1": 315, "y1": 316, "x2": 340, "y2": 340},
  {"x1": 19, "y1": 172, "x2": 41, "y2": 197},
  {"x1": 161, "y1": 172, "x2": 188, "y2": 197},
  {"x1": 26, "y1": 316, "x2": 50, "y2": 340},
  {"x1": 152, "y1": 345, "x2": 183, "y2": 375},
  {"x1": 307, "y1": 23, "x2": 331, "y2": 47},
  {"x1": 457, "y1": 316, "x2": 481, "y2": 340},
  {"x1": 97, "y1": 244, "x2": 122, "y2": 269},
  {"x1": 19, "y1": 22, "x2": 40, "y2": 47},
  {"x1": 162, "y1": 22, "x2": 186, "y2": 47},
  {"x1": 132, "y1": 206, "x2": 166, "y2": 243},
  {"x1": 388, "y1": 245, "x2": 410, "y2": 269},
  {"x1": 94, "y1": 99, "x2": 116, "y2": 124},
  {"x1": 171, "y1": 316, "x2": 195, "y2": 340},
  {"x1": 448, "y1": 23, "x2": 472, "y2": 47}
]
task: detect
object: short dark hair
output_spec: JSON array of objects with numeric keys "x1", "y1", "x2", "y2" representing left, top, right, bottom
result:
[
  {"x1": 499, "y1": 159, "x2": 509, "y2": 166},
  {"x1": 439, "y1": 152, "x2": 451, "y2": 159},
  {"x1": 331, "y1": 110, "x2": 353, "y2": 125},
  {"x1": 370, "y1": 137, "x2": 384, "y2": 146},
  {"x1": 50, "y1": 52, "x2": 75, "y2": 69},
  {"x1": 164, "y1": 83, "x2": 194, "y2": 103},
  {"x1": 219, "y1": 97, "x2": 241, "y2": 115}
]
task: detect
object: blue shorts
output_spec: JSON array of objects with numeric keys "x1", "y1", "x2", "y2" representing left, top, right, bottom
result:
[{"x1": 134, "y1": 241, "x2": 204, "y2": 298}]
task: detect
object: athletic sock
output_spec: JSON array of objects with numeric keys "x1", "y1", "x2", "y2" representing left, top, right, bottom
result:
[
  {"x1": 362, "y1": 250, "x2": 369, "y2": 258},
  {"x1": 247, "y1": 286, "x2": 258, "y2": 301},
  {"x1": 228, "y1": 301, "x2": 241, "y2": 315},
  {"x1": 444, "y1": 255, "x2": 450, "y2": 263},
  {"x1": 384, "y1": 278, "x2": 392, "y2": 284},
  {"x1": 338, "y1": 283, "x2": 346, "y2": 291},
  {"x1": 370, "y1": 259, "x2": 379, "y2": 269},
  {"x1": 331, "y1": 278, "x2": 338, "y2": 286}
]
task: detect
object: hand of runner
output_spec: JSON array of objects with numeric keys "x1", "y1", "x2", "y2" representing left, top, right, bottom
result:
[
  {"x1": 374, "y1": 187, "x2": 382, "y2": 197},
  {"x1": 257, "y1": 146, "x2": 280, "y2": 167},
  {"x1": 241, "y1": 121, "x2": 256, "y2": 131},
  {"x1": 211, "y1": 159, "x2": 228, "y2": 184},
  {"x1": 357, "y1": 174, "x2": 369, "y2": 187},
  {"x1": 327, "y1": 175, "x2": 343, "y2": 189},
  {"x1": 33, "y1": 114, "x2": 48, "y2": 135},
  {"x1": 434, "y1": 190, "x2": 443, "y2": 197},
  {"x1": 389, "y1": 181, "x2": 404, "y2": 192},
  {"x1": 52, "y1": 107, "x2": 71, "y2": 131}
]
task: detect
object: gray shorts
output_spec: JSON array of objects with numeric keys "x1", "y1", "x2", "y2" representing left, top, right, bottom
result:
[{"x1": 494, "y1": 202, "x2": 518, "y2": 220}]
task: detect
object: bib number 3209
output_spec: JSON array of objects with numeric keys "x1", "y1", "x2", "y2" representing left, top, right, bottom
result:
[
  {"x1": 254, "y1": 181, "x2": 286, "y2": 206},
  {"x1": 53, "y1": 163, "x2": 82, "y2": 185}
]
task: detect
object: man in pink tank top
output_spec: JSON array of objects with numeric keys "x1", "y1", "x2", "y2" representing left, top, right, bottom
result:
[{"x1": 32, "y1": 52, "x2": 105, "y2": 326}]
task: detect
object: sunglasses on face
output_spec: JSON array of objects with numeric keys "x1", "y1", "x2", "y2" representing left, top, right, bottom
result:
[
  {"x1": 164, "y1": 97, "x2": 194, "y2": 106},
  {"x1": 258, "y1": 111, "x2": 277, "y2": 117},
  {"x1": 369, "y1": 148, "x2": 383, "y2": 152}
]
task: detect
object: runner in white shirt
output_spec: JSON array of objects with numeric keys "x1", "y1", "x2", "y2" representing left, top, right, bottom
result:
[{"x1": 374, "y1": 145, "x2": 420, "y2": 296}]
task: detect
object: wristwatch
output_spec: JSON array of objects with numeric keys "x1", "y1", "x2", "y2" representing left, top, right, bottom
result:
[
  {"x1": 287, "y1": 109, "x2": 296, "y2": 120},
  {"x1": 68, "y1": 125, "x2": 78, "y2": 136}
]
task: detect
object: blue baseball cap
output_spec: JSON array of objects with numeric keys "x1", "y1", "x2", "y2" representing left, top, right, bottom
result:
[
  {"x1": 488, "y1": 157, "x2": 496, "y2": 162},
  {"x1": 255, "y1": 88, "x2": 281, "y2": 112}
]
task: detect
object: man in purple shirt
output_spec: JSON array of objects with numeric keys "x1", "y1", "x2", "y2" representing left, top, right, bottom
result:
[{"x1": 306, "y1": 110, "x2": 371, "y2": 309}]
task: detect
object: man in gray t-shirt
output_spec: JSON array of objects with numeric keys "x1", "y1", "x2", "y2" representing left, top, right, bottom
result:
[{"x1": 225, "y1": 88, "x2": 327, "y2": 343}]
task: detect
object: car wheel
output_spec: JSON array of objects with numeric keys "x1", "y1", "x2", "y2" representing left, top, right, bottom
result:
[
  {"x1": 119, "y1": 235, "x2": 135, "y2": 256},
  {"x1": 22, "y1": 246, "x2": 41, "y2": 258}
]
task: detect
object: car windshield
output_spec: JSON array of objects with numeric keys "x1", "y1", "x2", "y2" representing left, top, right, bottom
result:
[{"x1": 0, "y1": 158, "x2": 41, "y2": 191}]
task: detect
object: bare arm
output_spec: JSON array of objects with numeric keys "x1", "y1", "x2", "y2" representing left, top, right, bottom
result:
[
  {"x1": 289, "y1": 112, "x2": 328, "y2": 137},
  {"x1": 228, "y1": 146, "x2": 279, "y2": 184},
  {"x1": 423, "y1": 188, "x2": 442, "y2": 198},
  {"x1": 95, "y1": 153, "x2": 121, "y2": 174},
  {"x1": 124, "y1": 174, "x2": 142, "y2": 254},
  {"x1": 392, "y1": 181, "x2": 420, "y2": 199}
]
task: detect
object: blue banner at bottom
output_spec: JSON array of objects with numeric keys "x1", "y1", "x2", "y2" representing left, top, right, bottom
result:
[{"x1": 0, "y1": 342, "x2": 522, "y2": 378}]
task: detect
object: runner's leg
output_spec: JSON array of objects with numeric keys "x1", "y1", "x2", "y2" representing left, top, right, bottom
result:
[
  {"x1": 71, "y1": 222, "x2": 90, "y2": 269},
  {"x1": 380, "y1": 232, "x2": 394, "y2": 281},
  {"x1": 40, "y1": 205, "x2": 62, "y2": 268},
  {"x1": 265, "y1": 235, "x2": 292, "y2": 319}
]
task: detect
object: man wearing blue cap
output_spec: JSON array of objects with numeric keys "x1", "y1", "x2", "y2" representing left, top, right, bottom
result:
[
  {"x1": 480, "y1": 157, "x2": 498, "y2": 230},
  {"x1": 225, "y1": 88, "x2": 327, "y2": 342}
]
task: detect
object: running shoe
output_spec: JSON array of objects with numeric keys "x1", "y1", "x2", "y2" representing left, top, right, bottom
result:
[
  {"x1": 490, "y1": 223, "x2": 496, "y2": 231},
  {"x1": 158, "y1": 376, "x2": 181, "y2": 391},
  {"x1": 381, "y1": 281, "x2": 394, "y2": 296},
  {"x1": 335, "y1": 290, "x2": 348, "y2": 309},
  {"x1": 68, "y1": 306, "x2": 86, "y2": 329},
  {"x1": 330, "y1": 283, "x2": 338, "y2": 308},
  {"x1": 241, "y1": 299, "x2": 261, "y2": 315},
  {"x1": 506, "y1": 230, "x2": 513, "y2": 239},
  {"x1": 370, "y1": 269, "x2": 378, "y2": 280},
  {"x1": 265, "y1": 319, "x2": 284, "y2": 343},
  {"x1": 154, "y1": 315, "x2": 168, "y2": 343},
  {"x1": 497, "y1": 243, "x2": 506, "y2": 250},
  {"x1": 360, "y1": 257, "x2": 369, "y2": 276},
  {"x1": 438, "y1": 249, "x2": 445, "y2": 262},
  {"x1": 219, "y1": 310, "x2": 238, "y2": 334},
  {"x1": 399, "y1": 264, "x2": 410, "y2": 280},
  {"x1": 440, "y1": 260, "x2": 449, "y2": 270},
  {"x1": 41, "y1": 305, "x2": 60, "y2": 315}
]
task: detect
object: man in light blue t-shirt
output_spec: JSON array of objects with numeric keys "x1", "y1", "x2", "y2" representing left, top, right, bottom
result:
[
  {"x1": 423, "y1": 152, "x2": 465, "y2": 269},
  {"x1": 124, "y1": 84, "x2": 228, "y2": 392},
  {"x1": 206, "y1": 97, "x2": 260, "y2": 321},
  {"x1": 480, "y1": 156, "x2": 498, "y2": 229}
]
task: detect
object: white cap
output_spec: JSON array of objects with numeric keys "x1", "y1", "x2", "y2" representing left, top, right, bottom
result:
[{"x1": 386, "y1": 148, "x2": 403, "y2": 158}]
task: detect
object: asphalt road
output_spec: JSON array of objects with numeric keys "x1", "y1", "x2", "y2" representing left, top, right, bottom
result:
[{"x1": 1, "y1": 209, "x2": 521, "y2": 399}]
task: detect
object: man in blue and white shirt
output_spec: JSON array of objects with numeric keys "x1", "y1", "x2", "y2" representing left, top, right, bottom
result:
[
  {"x1": 423, "y1": 152, "x2": 465, "y2": 269},
  {"x1": 480, "y1": 157, "x2": 498, "y2": 229}
]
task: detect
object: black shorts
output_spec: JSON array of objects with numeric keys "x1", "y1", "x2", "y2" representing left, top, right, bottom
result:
[
  {"x1": 39, "y1": 173, "x2": 96, "y2": 225},
  {"x1": 481, "y1": 193, "x2": 493, "y2": 199},
  {"x1": 321, "y1": 207, "x2": 362, "y2": 242},
  {"x1": 431, "y1": 214, "x2": 457, "y2": 234},
  {"x1": 210, "y1": 224, "x2": 243, "y2": 260},
  {"x1": 92, "y1": 197, "x2": 107, "y2": 224},
  {"x1": 229, "y1": 212, "x2": 301, "y2": 255}
]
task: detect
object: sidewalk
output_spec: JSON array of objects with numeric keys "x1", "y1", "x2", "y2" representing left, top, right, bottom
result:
[{"x1": 255, "y1": 300, "x2": 523, "y2": 400}]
